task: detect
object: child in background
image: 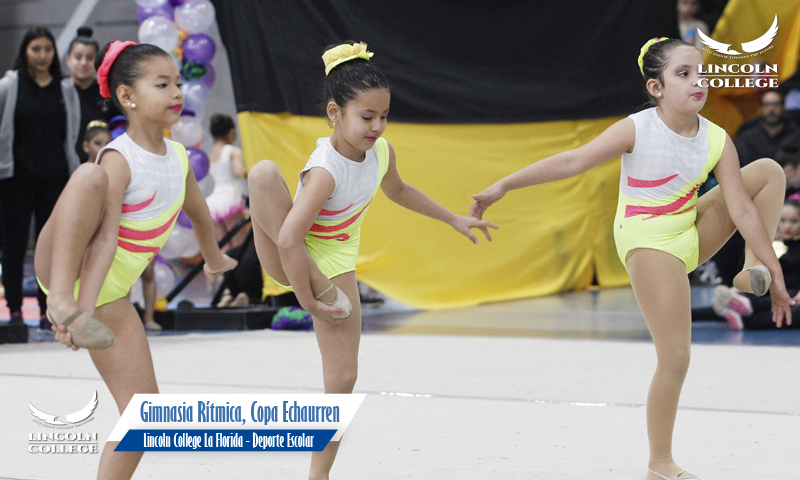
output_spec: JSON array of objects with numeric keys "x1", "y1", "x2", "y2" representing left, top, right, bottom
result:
[
  {"x1": 712, "y1": 196, "x2": 800, "y2": 329},
  {"x1": 207, "y1": 113, "x2": 248, "y2": 250},
  {"x1": 82, "y1": 120, "x2": 111, "y2": 163}
]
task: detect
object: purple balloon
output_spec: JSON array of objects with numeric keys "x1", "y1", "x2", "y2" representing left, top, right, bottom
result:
[
  {"x1": 137, "y1": 4, "x2": 174, "y2": 23},
  {"x1": 187, "y1": 147, "x2": 209, "y2": 180},
  {"x1": 182, "y1": 33, "x2": 216, "y2": 64},
  {"x1": 200, "y1": 63, "x2": 215, "y2": 89},
  {"x1": 177, "y1": 210, "x2": 192, "y2": 228},
  {"x1": 169, "y1": 0, "x2": 185, "y2": 6}
]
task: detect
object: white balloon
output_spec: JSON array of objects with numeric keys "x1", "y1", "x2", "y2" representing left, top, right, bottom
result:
[
  {"x1": 160, "y1": 225, "x2": 193, "y2": 260},
  {"x1": 138, "y1": 15, "x2": 179, "y2": 53},
  {"x1": 182, "y1": 80, "x2": 210, "y2": 113},
  {"x1": 170, "y1": 116, "x2": 203, "y2": 147},
  {"x1": 174, "y1": 0, "x2": 216, "y2": 34},
  {"x1": 153, "y1": 261, "x2": 176, "y2": 298},
  {"x1": 181, "y1": 230, "x2": 201, "y2": 258},
  {"x1": 198, "y1": 174, "x2": 215, "y2": 197},
  {"x1": 136, "y1": 0, "x2": 168, "y2": 8}
]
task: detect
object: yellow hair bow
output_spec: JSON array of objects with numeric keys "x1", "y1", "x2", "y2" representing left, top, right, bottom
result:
[
  {"x1": 322, "y1": 42, "x2": 374, "y2": 75},
  {"x1": 86, "y1": 120, "x2": 109, "y2": 130},
  {"x1": 638, "y1": 37, "x2": 669, "y2": 75}
]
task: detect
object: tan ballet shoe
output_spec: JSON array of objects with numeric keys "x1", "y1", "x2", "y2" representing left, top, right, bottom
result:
[
  {"x1": 734, "y1": 265, "x2": 771, "y2": 297},
  {"x1": 315, "y1": 284, "x2": 353, "y2": 319},
  {"x1": 48, "y1": 309, "x2": 116, "y2": 349}
]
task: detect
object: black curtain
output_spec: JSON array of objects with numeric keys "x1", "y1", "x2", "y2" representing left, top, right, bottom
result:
[{"x1": 211, "y1": 0, "x2": 679, "y2": 123}]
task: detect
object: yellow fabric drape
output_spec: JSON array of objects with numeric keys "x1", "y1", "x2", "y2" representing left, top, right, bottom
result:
[
  {"x1": 241, "y1": 112, "x2": 629, "y2": 309},
  {"x1": 701, "y1": 0, "x2": 800, "y2": 136}
]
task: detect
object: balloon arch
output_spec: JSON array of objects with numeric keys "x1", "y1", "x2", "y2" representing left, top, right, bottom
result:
[{"x1": 132, "y1": 0, "x2": 219, "y2": 303}]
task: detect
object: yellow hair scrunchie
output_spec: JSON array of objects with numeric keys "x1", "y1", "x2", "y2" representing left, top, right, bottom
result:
[
  {"x1": 638, "y1": 37, "x2": 670, "y2": 75},
  {"x1": 322, "y1": 42, "x2": 374, "y2": 75}
]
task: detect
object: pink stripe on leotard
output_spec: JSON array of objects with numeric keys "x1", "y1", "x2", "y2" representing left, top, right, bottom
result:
[
  {"x1": 121, "y1": 191, "x2": 157, "y2": 213},
  {"x1": 627, "y1": 174, "x2": 678, "y2": 188},
  {"x1": 625, "y1": 184, "x2": 700, "y2": 219}
]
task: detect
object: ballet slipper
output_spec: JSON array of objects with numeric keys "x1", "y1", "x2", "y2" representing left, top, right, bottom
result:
[
  {"x1": 315, "y1": 284, "x2": 353, "y2": 319},
  {"x1": 648, "y1": 469, "x2": 698, "y2": 480},
  {"x1": 47, "y1": 309, "x2": 116, "y2": 349},
  {"x1": 733, "y1": 265, "x2": 771, "y2": 297}
]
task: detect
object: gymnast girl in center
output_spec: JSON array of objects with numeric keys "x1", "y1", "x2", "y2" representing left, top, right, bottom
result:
[
  {"x1": 247, "y1": 42, "x2": 497, "y2": 479},
  {"x1": 471, "y1": 38, "x2": 793, "y2": 479}
]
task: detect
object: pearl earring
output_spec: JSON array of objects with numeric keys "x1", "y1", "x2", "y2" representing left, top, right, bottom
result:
[
  {"x1": 129, "y1": 103, "x2": 136, "y2": 108},
  {"x1": 657, "y1": 93, "x2": 661, "y2": 97}
]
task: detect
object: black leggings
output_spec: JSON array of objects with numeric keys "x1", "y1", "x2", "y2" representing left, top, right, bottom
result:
[{"x1": 0, "y1": 175, "x2": 67, "y2": 314}]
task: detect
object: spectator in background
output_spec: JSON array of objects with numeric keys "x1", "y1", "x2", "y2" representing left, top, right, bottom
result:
[
  {"x1": 734, "y1": 89, "x2": 800, "y2": 166},
  {"x1": 64, "y1": 27, "x2": 121, "y2": 163},
  {"x1": 0, "y1": 27, "x2": 81, "y2": 327},
  {"x1": 678, "y1": 0, "x2": 709, "y2": 50},
  {"x1": 776, "y1": 140, "x2": 800, "y2": 199}
]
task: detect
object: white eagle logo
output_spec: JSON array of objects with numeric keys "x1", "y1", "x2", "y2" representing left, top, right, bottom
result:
[
  {"x1": 697, "y1": 15, "x2": 778, "y2": 55},
  {"x1": 29, "y1": 391, "x2": 98, "y2": 425}
]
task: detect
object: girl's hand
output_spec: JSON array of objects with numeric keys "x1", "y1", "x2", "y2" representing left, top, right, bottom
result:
[
  {"x1": 770, "y1": 279, "x2": 795, "y2": 327},
  {"x1": 53, "y1": 324, "x2": 80, "y2": 351},
  {"x1": 305, "y1": 300, "x2": 349, "y2": 323},
  {"x1": 470, "y1": 184, "x2": 505, "y2": 220},
  {"x1": 451, "y1": 215, "x2": 498, "y2": 244},
  {"x1": 204, "y1": 254, "x2": 238, "y2": 277}
]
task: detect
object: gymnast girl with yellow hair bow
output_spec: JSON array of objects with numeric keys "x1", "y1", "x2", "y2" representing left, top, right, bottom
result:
[
  {"x1": 248, "y1": 41, "x2": 497, "y2": 478},
  {"x1": 472, "y1": 38, "x2": 792, "y2": 480}
]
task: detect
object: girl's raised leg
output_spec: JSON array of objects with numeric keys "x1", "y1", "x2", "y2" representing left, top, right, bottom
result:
[
  {"x1": 89, "y1": 298, "x2": 158, "y2": 479},
  {"x1": 247, "y1": 160, "x2": 337, "y2": 302},
  {"x1": 308, "y1": 271, "x2": 361, "y2": 480},
  {"x1": 34, "y1": 163, "x2": 110, "y2": 332},
  {"x1": 696, "y1": 158, "x2": 786, "y2": 292},
  {"x1": 626, "y1": 248, "x2": 695, "y2": 480}
]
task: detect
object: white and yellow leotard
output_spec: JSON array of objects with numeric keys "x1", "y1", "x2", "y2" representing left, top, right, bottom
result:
[
  {"x1": 40, "y1": 133, "x2": 188, "y2": 306},
  {"x1": 614, "y1": 107, "x2": 727, "y2": 273},
  {"x1": 274, "y1": 137, "x2": 389, "y2": 289}
]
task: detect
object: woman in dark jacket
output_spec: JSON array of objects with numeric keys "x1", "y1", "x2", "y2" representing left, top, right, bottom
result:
[{"x1": 0, "y1": 27, "x2": 80, "y2": 328}]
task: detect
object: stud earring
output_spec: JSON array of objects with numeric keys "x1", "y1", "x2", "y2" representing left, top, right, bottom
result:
[
  {"x1": 657, "y1": 93, "x2": 661, "y2": 97},
  {"x1": 129, "y1": 103, "x2": 136, "y2": 108}
]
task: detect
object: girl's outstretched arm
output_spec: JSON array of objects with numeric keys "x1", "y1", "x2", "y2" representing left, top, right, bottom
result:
[
  {"x1": 182, "y1": 163, "x2": 237, "y2": 276},
  {"x1": 714, "y1": 135, "x2": 794, "y2": 326},
  {"x1": 380, "y1": 142, "x2": 498, "y2": 243},
  {"x1": 74, "y1": 151, "x2": 130, "y2": 318},
  {"x1": 471, "y1": 118, "x2": 635, "y2": 220}
]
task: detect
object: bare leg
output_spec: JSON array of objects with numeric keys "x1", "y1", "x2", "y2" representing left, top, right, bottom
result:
[
  {"x1": 247, "y1": 161, "x2": 336, "y2": 302},
  {"x1": 696, "y1": 158, "x2": 785, "y2": 292},
  {"x1": 308, "y1": 272, "x2": 361, "y2": 480},
  {"x1": 90, "y1": 298, "x2": 159, "y2": 479},
  {"x1": 34, "y1": 164, "x2": 110, "y2": 332},
  {"x1": 626, "y1": 249, "x2": 695, "y2": 480}
]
